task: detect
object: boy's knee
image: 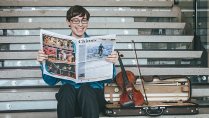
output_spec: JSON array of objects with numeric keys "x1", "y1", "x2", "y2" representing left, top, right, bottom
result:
[
  {"x1": 56, "y1": 84, "x2": 75, "y2": 101},
  {"x1": 78, "y1": 84, "x2": 95, "y2": 99},
  {"x1": 60, "y1": 84, "x2": 74, "y2": 94}
]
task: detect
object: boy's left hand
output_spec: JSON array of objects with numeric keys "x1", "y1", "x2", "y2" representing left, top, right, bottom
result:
[{"x1": 105, "y1": 51, "x2": 118, "y2": 64}]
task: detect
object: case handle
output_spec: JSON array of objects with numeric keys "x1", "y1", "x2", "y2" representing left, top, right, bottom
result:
[{"x1": 144, "y1": 107, "x2": 165, "y2": 116}]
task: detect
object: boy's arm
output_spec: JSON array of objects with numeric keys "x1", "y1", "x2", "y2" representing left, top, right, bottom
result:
[{"x1": 40, "y1": 64, "x2": 60, "y2": 86}]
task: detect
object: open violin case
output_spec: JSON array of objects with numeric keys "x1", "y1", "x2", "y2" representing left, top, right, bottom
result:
[{"x1": 104, "y1": 76, "x2": 199, "y2": 116}]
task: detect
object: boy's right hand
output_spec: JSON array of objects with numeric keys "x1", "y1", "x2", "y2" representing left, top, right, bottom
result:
[{"x1": 37, "y1": 50, "x2": 48, "y2": 63}]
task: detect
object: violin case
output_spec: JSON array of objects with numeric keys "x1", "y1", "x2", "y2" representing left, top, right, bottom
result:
[{"x1": 104, "y1": 76, "x2": 199, "y2": 116}]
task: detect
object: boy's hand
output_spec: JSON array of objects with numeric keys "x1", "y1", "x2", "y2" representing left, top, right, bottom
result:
[
  {"x1": 105, "y1": 51, "x2": 118, "y2": 64},
  {"x1": 37, "y1": 50, "x2": 48, "y2": 63}
]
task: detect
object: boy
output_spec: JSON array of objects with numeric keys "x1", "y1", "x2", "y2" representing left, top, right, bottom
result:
[{"x1": 37, "y1": 5, "x2": 118, "y2": 118}]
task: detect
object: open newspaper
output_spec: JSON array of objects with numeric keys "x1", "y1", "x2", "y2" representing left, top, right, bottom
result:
[{"x1": 40, "y1": 30, "x2": 116, "y2": 83}]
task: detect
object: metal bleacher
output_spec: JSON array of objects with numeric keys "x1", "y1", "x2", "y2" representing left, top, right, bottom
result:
[{"x1": 0, "y1": 0, "x2": 209, "y2": 117}]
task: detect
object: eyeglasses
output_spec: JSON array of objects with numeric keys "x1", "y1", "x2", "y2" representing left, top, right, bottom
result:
[{"x1": 70, "y1": 18, "x2": 89, "y2": 24}]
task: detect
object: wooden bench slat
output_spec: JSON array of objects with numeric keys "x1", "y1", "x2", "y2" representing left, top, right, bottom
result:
[
  {"x1": 119, "y1": 51, "x2": 202, "y2": 58},
  {"x1": 0, "y1": 79, "x2": 208, "y2": 99},
  {"x1": 0, "y1": 52, "x2": 38, "y2": 59},
  {"x1": 0, "y1": 43, "x2": 190, "y2": 51},
  {"x1": 0, "y1": 69, "x2": 42, "y2": 78},
  {"x1": 0, "y1": 22, "x2": 186, "y2": 29},
  {"x1": 0, "y1": 100, "x2": 57, "y2": 111},
  {"x1": 1, "y1": 58, "x2": 197, "y2": 68},
  {"x1": 0, "y1": 9, "x2": 179, "y2": 17},
  {"x1": 0, "y1": 0, "x2": 174, "y2": 7},
  {"x1": 0, "y1": 78, "x2": 52, "y2": 87},
  {"x1": 1, "y1": 68, "x2": 209, "y2": 79},
  {"x1": 0, "y1": 36, "x2": 38, "y2": 43},
  {"x1": 0, "y1": 111, "x2": 58, "y2": 118},
  {"x1": 117, "y1": 35, "x2": 193, "y2": 43},
  {"x1": 0, "y1": 88, "x2": 58, "y2": 101},
  {"x1": 119, "y1": 67, "x2": 209, "y2": 76},
  {"x1": 0, "y1": 88, "x2": 208, "y2": 101},
  {"x1": 0, "y1": 36, "x2": 194, "y2": 44},
  {"x1": 0, "y1": 51, "x2": 201, "y2": 60}
]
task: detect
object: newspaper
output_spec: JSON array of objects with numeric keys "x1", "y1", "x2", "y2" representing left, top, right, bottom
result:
[{"x1": 40, "y1": 30, "x2": 116, "y2": 83}]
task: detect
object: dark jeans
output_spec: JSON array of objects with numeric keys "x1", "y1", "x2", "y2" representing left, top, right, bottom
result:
[{"x1": 55, "y1": 84, "x2": 106, "y2": 118}]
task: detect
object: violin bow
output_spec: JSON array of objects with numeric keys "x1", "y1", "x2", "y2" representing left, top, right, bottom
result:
[{"x1": 132, "y1": 40, "x2": 149, "y2": 105}]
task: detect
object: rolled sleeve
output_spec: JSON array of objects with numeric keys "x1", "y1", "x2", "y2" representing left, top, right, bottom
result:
[{"x1": 40, "y1": 64, "x2": 60, "y2": 86}]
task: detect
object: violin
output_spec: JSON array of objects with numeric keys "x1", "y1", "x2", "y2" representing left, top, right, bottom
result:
[{"x1": 115, "y1": 51, "x2": 144, "y2": 107}]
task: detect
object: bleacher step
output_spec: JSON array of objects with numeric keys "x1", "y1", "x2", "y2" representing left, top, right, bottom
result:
[{"x1": 0, "y1": 22, "x2": 186, "y2": 29}]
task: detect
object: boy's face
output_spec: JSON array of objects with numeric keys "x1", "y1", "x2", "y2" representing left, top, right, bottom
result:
[{"x1": 67, "y1": 15, "x2": 89, "y2": 38}]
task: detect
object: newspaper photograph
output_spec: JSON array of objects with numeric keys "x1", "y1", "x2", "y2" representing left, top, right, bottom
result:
[{"x1": 40, "y1": 30, "x2": 116, "y2": 83}]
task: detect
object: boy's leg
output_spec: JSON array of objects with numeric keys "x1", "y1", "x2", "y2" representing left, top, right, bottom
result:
[
  {"x1": 78, "y1": 84, "x2": 105, "y2": 118},
  {"x1": 56, "y1": 84, "x2": 77, "y2": 118}
]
